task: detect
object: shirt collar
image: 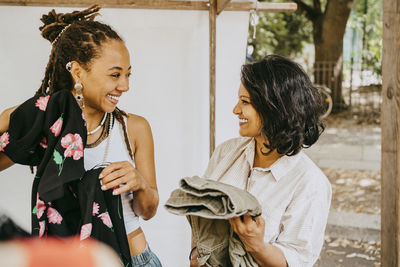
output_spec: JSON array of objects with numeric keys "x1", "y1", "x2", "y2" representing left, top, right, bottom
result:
[
  {"x1": 268, "y1": 152, "x2": 301, "y2": 181},
  {"x1": 242, "y1": 137, "x2": 255, "y2": 168},
  {"x1": 242, "y1": 138, "x2": 302, "y2": 182}
]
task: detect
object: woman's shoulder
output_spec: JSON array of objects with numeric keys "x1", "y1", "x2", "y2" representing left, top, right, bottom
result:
[
  {"x1": 124, "y1": 113, "x2": 152, "y2": 143},
  {"x1": 213, "y1": 137, "x2": 252, "y2": 158},
  {"x1": 125, "y1": 113, "x2": 151, "y2": 131},
  {"x1": 216, "y1": 137, "x2": 252, "y2": 151},
  {"x1": 291, "y1": 151, "x2": 331, "y2": 196}
]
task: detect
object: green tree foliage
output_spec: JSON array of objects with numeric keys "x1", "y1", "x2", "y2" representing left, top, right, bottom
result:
[
  {"x1": 347, "y1": 0, "x2": 382, "y2": 77},
  {"x1": 247, "y1": 10, "x2": 312, "y2": 60},
  {"x1": 248, "y1": 0, "x2": 382, "y2": 80}
]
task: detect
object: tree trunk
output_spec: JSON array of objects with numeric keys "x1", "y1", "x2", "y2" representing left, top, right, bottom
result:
[
  {"x1": 314, "y1": 38, "x2": 345, "y2": 111},
  {"x1": 312, "y1": 0, "x2": 353, "y2": 112}
]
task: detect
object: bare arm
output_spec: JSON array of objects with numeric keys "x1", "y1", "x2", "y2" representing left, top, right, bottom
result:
[
  {"x1": 0, "y1": 106, "x2": 18, "y2": 134},
  {"x1": 0, "y1": 106, "x2": 18, "y2": 171},
  {"x1": 127, "y1": 114, "x2": 159, "y2": 220},
  {"x1": 99, "y1": 114, "x2": 159, "y2": 220},
  {"x1": 0, "y1": 153, "x2": 14, "y2": 172},
  {"x1": 248, "y1": 243, "x2": 288, "y2": 267}
]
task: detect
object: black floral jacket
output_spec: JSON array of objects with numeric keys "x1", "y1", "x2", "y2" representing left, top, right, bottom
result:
[{"x1": 0, "y1": 90, "x2": 131, "y2": 267}]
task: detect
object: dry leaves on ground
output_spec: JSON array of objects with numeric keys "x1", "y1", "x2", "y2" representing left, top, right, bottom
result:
[
  {"x1": 322, "y1": 168, "x2": 380, "y2": 215},
  {"x1": 316, "y1": 236, "x2": 381, "y2": 267}
]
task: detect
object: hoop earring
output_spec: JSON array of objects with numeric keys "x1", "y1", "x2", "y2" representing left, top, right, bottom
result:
[
  {"x1": 74, "y1": 82, "x2": 84, "y2": 109},
  {"x1": 66, "y1": 62, "x2": 72, "y2": 72}
]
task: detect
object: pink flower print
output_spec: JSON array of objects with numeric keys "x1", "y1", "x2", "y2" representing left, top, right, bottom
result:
[
  {"x1": 80, "y1": 223, "x2": 92, "y2": 241},
  {"x1": 98, "y1": 211, "x2": 113, "y2": 229},
  {"x1": 47, "y1": 207, "x2": 63, "y2": 224},
  {"x1": 0, "y1": 132, "x2": 9, "y2": 152},
  {"x1": 39, "y1": 221, "x2": 45, "y2": 238},
  {"x1": 61, "y1": 133, "x2": 84, "y2": 160},
  {"x1": 92, "y1": 202, "x2": 99, "y2": 216},
  {"x1": 82, "y1": 112, "x2": 87, "y2": 127},
  {"x1": 50, "y1": 116, "x2": 63, "y2": 137},
  {"x1": 36, "y1": 193, "x2": 46, "y2": 219},
  {"x1": 39, "y1": 137, "x2": 47, "y2": 149},
  {"x1": 68, "y1": 184, "x2": 77, "y2": 198},
  {"x1": 35, "y1": 95, "x2": 50, "y2": 111}
]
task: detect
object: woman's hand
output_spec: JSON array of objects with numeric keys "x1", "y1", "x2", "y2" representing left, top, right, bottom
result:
[
  {"x1": 189, "y1": 247, "x2": 199, "y2": 267},
  {"x1": 229, "y1": 215, "x2": 266, "y2": 253},
  {"x1": 189, "y1": 247, "x2": 206, "y2": 267},
  {"x1": 99, "y1": 161, "x2": 147, "y2": 195},
  {"x1": 229, "y1": 215, "x2": 288, "y2": 266}
]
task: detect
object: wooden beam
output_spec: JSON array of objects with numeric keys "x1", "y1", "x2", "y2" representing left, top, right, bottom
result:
[
  {"x1": 381, "y1": 0, "x2": 400, "y2": 266},
  {"x1": 225, "y1": 2, "x2": 297, "y2": 12},
  {"x1": 0, "y1": 0, "x2": 210, "y2": 9},
  {"x1": 0, "y1": 0, "x2": 297, "y2": 13},
  {"x1": 209, "y1": 0, "x2": 216, "y2": 157},
  {"x1": 217, "y1": 0, "x2": 231, "y2": 15}
]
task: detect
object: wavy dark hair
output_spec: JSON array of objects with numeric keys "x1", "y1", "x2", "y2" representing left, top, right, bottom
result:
[
  {"x1": 241, "y1": 55, "x2": 325, "y2": 156},
  {"x1": 36, "y1": 5, "x2": 133, "y2": 159}
]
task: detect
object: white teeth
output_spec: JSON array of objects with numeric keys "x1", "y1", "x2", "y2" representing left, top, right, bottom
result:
[
  {"x1": 107, "y1": 94, "x2": 120, "y2": 101},
  {"x1": 239, "y1": 118, "x2": 248, "y2": 123}
]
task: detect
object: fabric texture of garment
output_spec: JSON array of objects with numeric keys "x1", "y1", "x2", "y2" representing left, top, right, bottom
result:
[
  {"x1": 203, "y1": 137, "x2": 332, "y2": 267},
  {"x1": 131, "y1": 243, "x2": 163, "y2": 267},
  {"x1": 78, "y1": 167, "x2": 131, "y2": 265},
  {"x1": 3, "y1": 90, "x2": 87, "y2": 202},
  {"x1": 84, "y1": 117, "x2": 140, "y2": 234},
  {"x1": 165, "y1": 176, "x2": 261, "y2": 267},
  {"x1": 0, "y1": 91, "x2": 132, "y2": 267}
]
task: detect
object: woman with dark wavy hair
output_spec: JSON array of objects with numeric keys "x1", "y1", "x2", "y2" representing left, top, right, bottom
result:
[{"x1": 191, "y1": 55, "x2": 331, "y2": 267}]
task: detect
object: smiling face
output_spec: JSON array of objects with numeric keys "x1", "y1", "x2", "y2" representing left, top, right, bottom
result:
[
  {"x1": 75, "y1": 39, "x2": 131, "y2": 114},
  {"x1": 233, "y1": 84, "x2": 263, "y2": 138}
]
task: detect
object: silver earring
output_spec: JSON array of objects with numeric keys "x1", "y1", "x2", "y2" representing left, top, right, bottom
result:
[
  {"x1": 66, "y1": 62, "x2": 72, "y2": 72},
  {"x1": 74, "y1": 82, "x2": 84, "y2": 109}
]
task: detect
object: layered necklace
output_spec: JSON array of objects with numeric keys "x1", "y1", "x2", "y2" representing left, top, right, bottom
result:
[
  {"x1": 87, "y1": 112, "x2": 107, "y2": 135},
  {"x1": 86, "y1": 112, "x2": 114, "y2": 149}
]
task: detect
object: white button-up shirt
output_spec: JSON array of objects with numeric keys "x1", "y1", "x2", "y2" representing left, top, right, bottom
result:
[{"x1": 203, "y1": 137, "x2": 331, "y2": 267}]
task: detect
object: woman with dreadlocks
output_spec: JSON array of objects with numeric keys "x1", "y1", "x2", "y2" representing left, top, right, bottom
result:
[{"x1": 0, "y1": 5, "x2": 161, "y2": 267}]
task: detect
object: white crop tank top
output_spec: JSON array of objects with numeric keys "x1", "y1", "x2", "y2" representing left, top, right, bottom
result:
[{"x1": 84, "y1": 116, "x2": 140, "y2": 234}]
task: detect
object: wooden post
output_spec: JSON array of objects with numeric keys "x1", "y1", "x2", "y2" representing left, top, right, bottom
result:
[
  {"x1": 209, "y1": 0, "x2": 217, "y2": 157},
  {"x1": 381, "y1": 0, "x2": 400, "y2": 266}
]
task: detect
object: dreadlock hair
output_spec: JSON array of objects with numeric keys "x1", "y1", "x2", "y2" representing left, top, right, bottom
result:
[{"x1": 37, "y1": 5, "x2": 133, "y2": 160}]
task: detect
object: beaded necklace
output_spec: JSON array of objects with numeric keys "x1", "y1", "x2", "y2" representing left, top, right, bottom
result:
[
  {"x1": 86, "y1": 113, "x2": 114, "y2": 149},
  {"x1": 102, "y1": 113, "x2": 114, "y2": 163},
  {"x1": 87, "y1": 112, "x2": 107, "y2": 135}
]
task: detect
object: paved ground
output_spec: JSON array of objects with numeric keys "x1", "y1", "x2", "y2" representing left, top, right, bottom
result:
[
  {"x1": 305, "y1": 127, "x2": 381, "y2": 171},
  {"x1": 305, "y1": 119, "x2": 382, "y2": 266}
]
